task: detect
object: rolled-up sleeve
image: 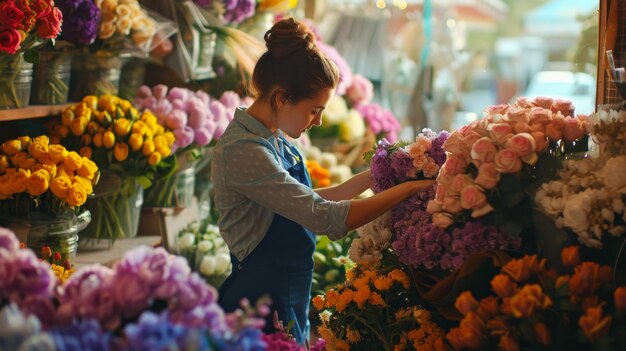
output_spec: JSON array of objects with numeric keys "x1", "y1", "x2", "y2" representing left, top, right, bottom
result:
[{"x1": 224, "y1": 140, "x2": 350, "y2": 239}]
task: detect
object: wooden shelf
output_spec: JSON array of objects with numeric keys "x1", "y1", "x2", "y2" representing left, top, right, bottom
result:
[
  {"x1": 0, "y1": 103, "x2": 73, "y2": 121},
  {"x1": 74, "y1": 235, "x2": 161, "y2": 268}
]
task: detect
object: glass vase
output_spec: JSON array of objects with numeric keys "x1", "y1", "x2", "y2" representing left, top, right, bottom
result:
[
  {"x1": 69, "y1": 51, "x2": 123, "y2": 102},
  {"x1": 30, "y1": 50, "x2": 72, "y2": 105},
  {"x1": 118, "y1": 56, "x2": 146, "y2": 100},
  {"x1": 144, "y1": 162, "x2": 196, "y2": 209},
  {"x1": 0, "y1": 53, "x2": 33, "y2": 109},
  {"x1": 80, "y1": 174, "x2": 144, "y2": 248}
]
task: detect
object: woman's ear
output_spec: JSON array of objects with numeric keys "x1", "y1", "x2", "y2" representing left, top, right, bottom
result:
[{"x1": 275, "y1": 89, "x2": 289, "y2": 109}]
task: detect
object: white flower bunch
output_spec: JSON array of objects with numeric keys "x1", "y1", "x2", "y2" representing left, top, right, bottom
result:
[
  {"x1": 587, "y1": 109, "x2": 626, "y2": 158},
  {"x1": 176, "y1": 222, "x2": 231, "y2": 287},
  {"x1": 348, "y1": 212, "x2": 392, "y2": 264},
  {"x1": 535, "y1": 157, "x2": 626, "y2": 248},
  {"x1": 304, "y1": 146, "x2": 353, "y2": 185}
]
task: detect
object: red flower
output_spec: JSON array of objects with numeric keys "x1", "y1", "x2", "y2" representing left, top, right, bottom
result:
[
  {"x1": 15, "y1": 0, "x2": 36, "y2": 32},
  {"x1": 0, "y1": 26, "x2": 22, "y2": 54},
  {"x1": 0, "y1": 0, "x2": 25, "y2": 28},
  {"x1": 29, "y1": 0, "x2": 53, "y2": 19},
  {"x1": 36, "y1": 7, "x2": 62, "y2": 39}
]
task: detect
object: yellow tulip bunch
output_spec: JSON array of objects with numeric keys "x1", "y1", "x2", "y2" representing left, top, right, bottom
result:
[
  {"x1": 0, "y1": 135, "x2": 99, "y2": 217},
  {"x1": 50, "y1": 95, "x2": 176, "y2": 185}
]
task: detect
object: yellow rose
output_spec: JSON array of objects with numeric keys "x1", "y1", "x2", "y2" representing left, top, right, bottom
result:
[
  {"x1": 48, "y1": 144, "x2": 68, "y2": 164},
  {"x1": 2, "y1": 139, "x2": 21, "y2": 155},
  {"x1": 114, "y1": 118, "x2": 132, "y2": 137},
  {"x1": 128, "y1": 133, "x2": 143, "y2": 151},
  {"x1": 28, "y1": 141, "x2": 50, "y2": 163},
  {"x1": 114, "y1": 142, "x2": 129, "y2": 162},
  {"x1": 93, "y1": 133, "x2": 104, "y2": 148},
  {"x1": 63, "y1": 151, "x2": 84, "y2": 173},
  {"x1": 99, "y1": 20, "x2": 116, "y2": 39},
  {"x1": 34, "y1": 163, "x2": 57, "y2": 179},
  {"x1": 0, "y1": 174, "x2": 11, "y2": 196},
  {"x1": 157, "y1": 146, "x2": 171, "y2": 158},
  {"x1": 115, "y1": 4, "x2": 131, "y2": 19},
  {"x1": 77, "y1": 158, "x2": 98, "y2": 181},
  {"x1": 72, "y1": 175, "x2": 93, "y2": 195},
  {"x1": 163, "y1": 131, "x2": 176, "y2": 146},
  {"x1": 148, "y1": 151, "x2": 161, "y2": 166},
  {"x1": 0, "y1": 155, "x2": 9, "y2": 173},
  {"x1": 53, "y1": 124, "x2": 69, "y2": 138},
  {"x1": 118, "y1": 99, "x2": 132, "y2": 113},
  {"x1": 82, "y1": 95, "x2": 98, "y2": 110},
  {"x1": 61, "y1": 108, "x2": 75, "y2": 127},
  {"x1": 142, "y1": 139, "x2": 155, "y2": 156},
  {"x1": 11, "y1": 152, "x2": 36, "y2": 170},
  {"x1": 27, "y1": 169, "x2": 50, "y2": 196},
  {"x1": 33, "y1": 135, "x2": 49, "y2": 147},
  {"x1": 79, "y1": 147, "x2": 92, "y2": 159},
  {"x1": 116, "y1": 17, "x2": 132, "y2": 35},
  {"x1": 103, "y1": 131, "x2": 116, "y2": 149},
  {"x1": 17, "y1": 136, "x2": 31, "y2": 149},
  {"x1": 70, "y1": 116, "x2": 89, "y2": 136},
  {"x1": 65, "y1": 182, "x2": 88, "y2": 207},
  {"x1": 9, "y1": 169, "x2": 29, "y2": 194}
]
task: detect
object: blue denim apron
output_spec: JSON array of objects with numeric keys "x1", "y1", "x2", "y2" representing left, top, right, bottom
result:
[{"x1": 218, "y1": 140, "x2": 315, "y2": 345}]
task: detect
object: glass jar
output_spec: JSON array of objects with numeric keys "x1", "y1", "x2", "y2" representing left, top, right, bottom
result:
[
  {"x1": 0, "y1": 53, "x2": 33, "y2": 109},
  {"x1": 30, "y1": 50, "x2": 72, "y2": 105},
  {"x1": 69, "y1": 51, "x2": 123, "y2": 102}
]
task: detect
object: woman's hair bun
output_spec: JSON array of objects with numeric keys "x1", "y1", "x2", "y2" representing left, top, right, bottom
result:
[{"x1": 264, "y1": 18, "x2": 316, "y2": 58}]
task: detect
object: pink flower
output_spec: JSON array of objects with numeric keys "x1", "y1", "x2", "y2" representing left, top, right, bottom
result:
[
  {"x1": 168, "y1": 87, "x2": 190, "y2": 102},
  {"x1": 443, "y1": 195, "x2": 463, "y2": 214},
  {"x1": 435, "y1": 183, "x2": 447, "y2": 202},
  {"x1": 475, "y1": 163, "x2": 500, "y2": 189},
  {"x1": 462, "y1": 132, "x2": 482, "y2": 153},
  {"x1": 407, "y1": 143, "x2": 426, "y2": 159},
  {"x1": 412, "y1": 154, "x2": 427, "y2": 169},
  {"x1": 213, "y1": 120, "x2": 228, "y2": 140},
  {"x1": 460, "y1": 184, "x2": 488, "y2": 210},
  {"x1": 506, "y1": 107, "x2": 529, "y2": 124},
  {"x1": 451, "y1": 174, "x2": 474, "y2": 193},
  {"x1": 188, "y1": 108, "x2": 207, "y2": 130},
  {"x1": 241, "y1": 96, "x2": 254, "y2": 107},
  {"x1": 529, "y1": 107, "x2": 551, "y2": 125},
  {"x1": 545, "y1": 121, "x2": 563, "y2": 141},
  {"x1": 531, "y1": 131, "x2": 549, "y2": 152},
  {"x1": 513, "y1": 122, "x2": 531, "y2": 134},
  {"x1": 515, "y1": 97, "x2": 533, "y2": 108},
  {"x1": 440, "y1": 154, "x2": 468, "y2": 177},
  {"x1": 171, "y1": 99, "x2": 187, "y2": 112},
  {"x1": 427, "y1": 199, "x2": 443, "y2": 213},
  {"x1": 137, "y1": 85, "x2": 152, "y2": 98},
  {"x1": 532, "y1": 96, "x2": 554, "y2": 109},
  {"x1": 423, "y1": 159, "x2": 440, "y2": 178},
  {"x1": 154, "y1": 99, "x2": 173, "y2": 120},
  {"x1": 220, "y1": 91, "x2": 241, "y2": 111},
  {"x1": 562, "y1": 116, "x2": 586, "y2": 141},
  {"x1": 551, "y1": 99, "x2": 575, "y2": 117},
  {"x1": 210, "y1": 101, "x2": 228, "y2": 123},
  {"x1": 415, "y1": 135, "x2": 433, "y2": 151},
  {"x1": 196, "y1": 90, "x2": 211, "y2": 105},
  {"x1": 174, "y1": 126, "x2": 194, "y2": 148},
  {"x1": 166, "y1": 110, "x2": 188, "y2": 130},
  {"x1": 141, "y1": 96, "x2": 158, "y2": 113},
  {"x1": 494, "y1": 148, "x2": 522, "y2": 174},
  {"x1": 508, "y1": 133, "x2": 536, "y2": 157},
  {"x1": 443, "y1": 132, "x2": 466, "y2": 155},
  {"x1": 432, "y1": 212, "x2": 454, "y2": 228},
  {"x1": 346, "y1": 74, "x2": 374, "y2": 105},
  {"x1": 484, "y1": 104, "x2": 509, "y2": 118},
  {"x1": 195, "y1": 128, "x2": 212, "y2": 146},
  {"x1": 488, "y1": 123, "x2": 514, "y2": 145},
  {"x1": 471, "y1": 137, "x2": 497, "y2": 164},
  {"x1": 152, "y1": 84, "x2": 169, "y2": 99}
]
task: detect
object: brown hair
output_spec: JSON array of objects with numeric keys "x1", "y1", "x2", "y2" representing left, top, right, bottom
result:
[{"x1": 249, "y1": 18, "x2": 339, "y2": 107}]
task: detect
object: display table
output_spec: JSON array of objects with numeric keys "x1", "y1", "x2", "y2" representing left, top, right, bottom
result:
[{"x1": 74, "y1": 235, "x2": 161, "y2": 268}]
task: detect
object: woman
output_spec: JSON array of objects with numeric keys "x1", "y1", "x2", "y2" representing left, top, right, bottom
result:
[{"x1": 211, "y1": 17, "x2": 433, "y2": 345}]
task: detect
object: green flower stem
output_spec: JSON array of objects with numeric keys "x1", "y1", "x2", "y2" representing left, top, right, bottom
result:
[{"x1": 352, "y1": 314, "x2": 392, "y2": 350}]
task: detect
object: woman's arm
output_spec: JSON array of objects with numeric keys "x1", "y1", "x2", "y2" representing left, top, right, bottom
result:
[
  {"x1": 315, "y1": 170, "x2": 373, "y2": 201},
  {"x1": 345, "y1": 179, "x2": 435, "y2": 231}
]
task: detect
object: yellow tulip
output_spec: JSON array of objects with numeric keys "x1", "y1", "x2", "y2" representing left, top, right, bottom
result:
[
  {"x1": 142, "y1": 139, "x2": 155, "y2": 156},
  {"x1": 72, "y1": 175, "x2": 93, "y2": 195},
  {"x1": 118, "y1": 99, "x2": 132, "y2": 113},
  {"x1": 114, "y1": 118, "x2": 132, "y2": 137},
  {"x1": 27, "y1": 169, "x2": 50, "y2": 196},
  {"x1": 93, "y1": 133, "x2": 104, "y2": 148},
  {"x1": 79, "y1": 147, "x2": 92, "y2": 159},
  {"x1": 163, "y1": 131, "x2": 176, "y2": 146},
  {"x1": 17, "y1": 136, "x2": 31, "y2": 148},
  {"x1": 155, "y1": 124, "x2": 164, "y2": 136},
  {"x1": 114, "y1": 142, "x2": 129, "y2": 162},
  {"x1": 128, "y1": 133, "x2": 143, "y2": 151},
  {"x1": 154, "y1": 135, "x2": 167, "y2": 151},
  {"x1": 65, "y1": 182, "x2": 88, "y2": 207},
  {"x1": 0, "y1": 155, "x2": 8, "y2": 173},
  {"x1": 132, "y1": 120, "x2": 146, "y2": 134},
  {"x1": 70, "y1": 117, "x2": 89, "y2": 136},
  {"x1": 126, "y1": 107, "x2": 139, "y2": 120},
  {"x1": 80, "y1": 134, "x2": 92, "y2": 147},
  {"x1": 2, "y1": 139, "x2": 21, "y2": 155},
  {"x1": 50, "y1": 174, "x2": 72, "y2": 199},
  {"x1": 98, "y1": 95, "x2": 119, "y2": 113},
  {"x1": 140, "y1": 110, "x2": 157, "y2": 126},
  {"x1": 77, "y1": 107, "x2": 92, "y2": 121},
  {"x1": 61, "y1": 108, "x2": 75, "y2": 127},
  {"x1": 157, "y1": 146, "x2": 171, "y2": 158},
  {"x1": 77, "y1": 157, "x2": 98, "y2": 181},
  {"x1": 63, "y1": 151, "x2": 84, "y2": 173},
  {"x1": 148, "y1": 151, "x2": 161, "y2": 166},
  {"x1": 103, "y1": 131, "x2": 115, "y2": 149},
  {"x1": 87, "y1": 121, "x2": 100, "y2": 135},
  {"x1": 82, "y1": 95, "x2": 98, "y2": 110}
]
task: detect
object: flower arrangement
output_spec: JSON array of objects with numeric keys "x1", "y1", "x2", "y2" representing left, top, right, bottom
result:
[
  {"x1": 193, "y1": 0, "x2": 256, "y2": 25},
  {"x1": 446, "y1": 247, "x2": 626, "y2": 350},
  {"x1": 56, "y1": 0, "x2": 100, "y2": 46},
  {"x1": 309, "y1": 95, "x2": 366, "y2": 143},
  {"x1": 304, "y1": 146, "x2": 353, "y2": 186},
  {"x1": 175, "y1": 221, "x2": 232, "y2": 288},
  {"x1": 587, "y1": 108, "x2": 626, "y2": 158},
  {"x1": 313, "y1": 260, "x2": 449, "y2": 351},
  {"x1": 427, "y1": 97, "x2": 588, "y2": 235},
  {"x1": 94, "y1": 0, "x2": 156, "y2": 52}
]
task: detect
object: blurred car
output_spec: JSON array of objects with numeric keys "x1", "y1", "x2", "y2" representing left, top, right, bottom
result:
[{"x1": 522, "y1": 70, "x2": 596, "y2": 115}]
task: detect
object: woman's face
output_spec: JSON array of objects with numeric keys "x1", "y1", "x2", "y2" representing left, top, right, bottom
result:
[{"x1": 275, "y1": 88, "x2": 335, "y2": 138}]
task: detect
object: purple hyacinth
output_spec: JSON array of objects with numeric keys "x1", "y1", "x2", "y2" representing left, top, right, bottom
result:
[
  {"x1": 223, "y1": 0, "x2": 256, "y2": 24},
  {"x1": 57, "y1": 0, "x2": 100, "y2": 45},
  {"x1": 390, "y1": 150, "x2": 413, "y2": 182},
  {"x1": 427, "y1": 130, "x2": 450, "y2": 166},
  {"x1": 121, "y1": 311, "x2": 209, "y2": 351},
  {"x1": 50, "y1": 319, "x2": 112, "y2": 351},
  {"x1": 370, "y1": 142, "x2": 395, "y2": 193}
]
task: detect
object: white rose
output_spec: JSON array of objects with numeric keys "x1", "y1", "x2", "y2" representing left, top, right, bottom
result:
[
  {"x1": 178, "y1": 233, "x2": 195, "y2": 250},
  {"x1": 563, "y1": 193, "x2": 590, "y2": 235},
  {"x1": 214, "y1": 253, "x2": 232, "y2": 274},
  {"x1": 600, "y1": 156, "x2": 626, "y2": 191},
  {"x1": 197, "y1": 240, "x2": 213, "y2": 253},
  {"x1": 348, "y1": 237, "x2": 381, "y2": 264},
  {"x1": 305, "y1": 146, "x2": 322, "y2": 162},
  {"x1": 548, "y1": 181, "x2": 563, "y2": 194},
  {"x1": 320, "y1": 152, "x2": 338, "y2": 169},
  {"x1": 199, "y1": 256, "x2": 217, "y2": 276}
]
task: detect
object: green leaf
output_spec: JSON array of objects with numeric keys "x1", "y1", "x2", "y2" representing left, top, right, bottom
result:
[
  {"x1": 136, "y1": 175, "x2": 152, "y2": 189},
  {"x1": 24, "y1": 49, "x2": 39, "y2": 64}
]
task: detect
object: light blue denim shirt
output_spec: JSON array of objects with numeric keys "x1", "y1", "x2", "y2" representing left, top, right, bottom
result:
[{"x1": 211, "y1": 108, "x2": 351, "y2": 261}]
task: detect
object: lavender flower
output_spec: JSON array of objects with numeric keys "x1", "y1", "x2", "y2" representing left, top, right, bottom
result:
[
  {"x1": 121, "y1": 311, "x2": 209, "y2": 351},
  {"x1": 223, "y1": 0, "x2": 256, "y2": 24},
  {"x1": 50, "y1": 319, "x2": 112, "y2": 351},
  {"x1": 57, "y1": 0, "x2": 100, "y2": 45},
  {"x1": 370, "y1": 143, "x2": 395, "y2": 193},
  {"x1": 0, "y1": 227, "x2": 19, "y2": 251},
  {"x1": 428, "y1": 130, "x2": 450, "y2": 166},
  {"x1": 390, "y1": 150, "x2": 413, "y2": 182},
  {"x1": 261, "y1": 331, "x2": 303, "y2": 350}
]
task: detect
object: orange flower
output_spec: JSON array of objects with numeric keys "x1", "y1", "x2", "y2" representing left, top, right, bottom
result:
[
  {"x1": 324, "y1": 289, "x2": 339, "y2": 308},
  {"x1": 335, "y1": 289, "x2": 354, "y2": 312},
  {"x1": 345, "y1": 268, "x2": 356, "y2": 282},
  {"x1": 2, "y1": 139, "x2": 22, "y2": 156},
  {"x1": 79, "y1": 147, "x2": 92, "y2": 159},
  {"x1": 615, "y1": 286, "x2": 626, "y2": 311},
  {"x1": 346, "y1": 326, "x2": 361, "y2": 343},
  {"x1": 353, "y1": 286, "x2": 371, "y2": 308},
  {"x1": 533, "y1": 322, "x2": 551, "y2": 346},
  {"x1": 561, "y1": 245, "x2": 580, "y2": 267},
  {"x1": 491, "y1": 274, "x2": 517, "y2": 298},
  {"x1": 367, "y1": 292, "x2": 385, "y2": 307},
  {"x1": 579, "y1": 305, "x2": 612, "y2": 342},
  {"x1": 447, "y1": 313, "x2": 484, "y2": 349},
  {"x1": 77, "y1": 158, "x2": 98, "y2": 181},
  {"x1": 312, "y1": 295, "x2": 325, "y2": 311},
  {"x1": 486, "y1": 318, "x2": 510, "y2": 336},
  {"x1": 65, "y1": 182, "x2": 88, "y2": 206},
  {"x1": 455, "y1": 291, "x2": 478, "y2": 316},
  {"x1": 569, "y1": 262, "x2": 604, "y2": 297},
  {"x1": 556, "y1": 275, "x2": 569, "y2": 289},
  {"x1": 498, "y1": 333, "x2": 520, "y2": 351},
  {"x1": 63, "y1": 151, "x2": 83, "y2": 173},
  {"x1": 374, "y1": 275, "x2": 393, "y2": 291},
  {"x1": 502, "y1": 257, "x2": 532, "y2": 282},
  {"x1": 27, "y1": 169, "x2": 50, "y2": 196},
  {"x1": 114, "y1": 142, "x2": 129, "y2": 162},
  {"x1": 477, "y1": 296, "x2": 499, "y2": 321},
  {"x1": 148, "y1": 151, "x2": 162, "y2": 166},
  {"x1": 388, "y1": 269, "x2": 410, "y2": 289}
]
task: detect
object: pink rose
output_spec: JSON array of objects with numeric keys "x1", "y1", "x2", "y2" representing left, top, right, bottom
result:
[
  {"x1": 426, "y1": 199, "x2": 442, "y2": 213},
  {"x1": 472, "y1": 203, "x2": 495, "y2": 218},
  {"x1": 36, "y1": 8, "x2": 62, "y2": 39},
  {"x1": 488, "y1": 123, "x2": 514, "y2": 145},
  {"x1": 532, "y1": 96, "x2": 554, "y2": 109},
  {"x1": 437, "y1": 174, "x2": 454, "y2": 188},
  {"x1": 529, "y1": 107, "x2": 551, "y2": 125},
  {"x1": 168, "y1": 87, "x2": 190, "y2": 102},
  {"x1": 531, "y1": 131, "x2": 549, "y2": 152},
  {"x1": 472, "y1": 118, "x2": 490, "y2": 136},
  {"x1": 551, "y1": 99, "x2": 575, "y2": 117},
  {"x1": 153, "y1": 99, "x2": 173, "y2": 120},
  {"x1": 422, "y1": 159, "x2": 440, "y2": 178},
  {"x1": 508, "y1": 133, "x2": 536, "y2": 157},
  {"x1": 415, "y1": 135, "x2": 432, "y2": 151},
  {"x1": 515, "y1": 97, "x2": 533, "y2": 108},
  {"x1": 141, "y1": 96, "x2": 158, "y2": 113},
  {"x1": 471, "y1": 137, "x2": 497, "y2": 164},
  {"x1": 434, "y1": 184, "x2": 446, "y2": 202},
  {"x1": 171, "y1": 99, "x2": 187, "y2": 112},
  {"x1": 562, "y1": 116, "x2": 586, "y2": 141},
  {"x1": 460, "y1": 185, "x2": 488, "y2": 210},
  {"x1": 475, "y1": 163, "x2": 500, "y2": 189},
  {"x1": 194, "y1": 128, "x2": 212, "y2": 146},
  {"x1": 462, "y1": 131, "x2": 482, "y2": 153},
  {"x1": 443, "y1": 195, "x2": 463, "y2": 214},
  {"x1": 0, "y1": 26, "x2": 21, "y2": 54},
  {"x1": 443, "y1": 132, "x2": 466, "y2": 155},
  {"x1": 484, "y1": 104, "x2": 509, "y2": 118},
  {"x1": 529, "y1": 123, "x2": 545, "y2": 134},
  {"x1": 494, "y1": 148, "x2": 522, "y2": 174},
  {"x1": 506, "y1": 107, "x2": 529, "y2": 124},
  {"x1": 432, "y1": 212, "x2": 454, "y2": 228},
  {"x1": 451, "y1": 174, "x2": 474, "y2": 193},
  {"x1": 545, "y1": 121, "x2": 563, "y2": 141},
  {"x1": 346, "y1": 74, "x2": 374, "y2": 105},
  {"x1": 412, "y1": 154, "x2": 427, "y2": 169},
  {"x1": 196, "y1": 90, "x2": 210, "y2": 105},
  {"x1": 513, "y1": 122, "x2": 531, "y2": 134},
  {"x1": 166, "y1": 110, "x2": 187, "y2": 130},
  {"x1": 440, "y1": 154, "x2": 468, "y2": 177},
  {"x1": 136, "y1": 85, "x2": 152, "y2": 99},
  {"x1": 152, "y1": 84, "x2": 168, "y2": 100}
]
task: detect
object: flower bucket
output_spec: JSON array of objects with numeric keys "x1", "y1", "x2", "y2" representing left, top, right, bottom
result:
[
  {"x1": 0, "y1": 210, "x2": 91, "y2": 267},
  {"x1": 68, "y1": 51, "x2": 123, "y2": 102},
  {"x1": 143, "y1": 163, "x2": 196, "y2": 209},
  {"x1": 0, "y1": 53, "x2": 33, "y2": 109},
  {"x1": 80, "y1": 174, "x2": 144, "y2": 248},
  {"x1": 30, "y1": 50, "x2": 72, "y2": 105}
]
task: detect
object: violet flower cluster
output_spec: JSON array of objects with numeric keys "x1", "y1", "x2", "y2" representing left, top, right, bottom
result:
[
  {"x1": 223, "y1": 0, "x2": 256, "y2": 24},
  {"x1": 354, "y1": 103, "x2": 402, "y2": 143},
  {"x1": 56, "y1": 0, "x2": 100, "y2": 45}
]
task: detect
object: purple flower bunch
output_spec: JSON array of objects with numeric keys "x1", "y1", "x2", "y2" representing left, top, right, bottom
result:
[
  {"x1": 261, "y1": 331, "x2": 305, "y2": 350},
  {"x1": 50, "y1": 320, "x2": 112, "y2": 351},
  {"x1": 56, "y1": 0, "x2": 101, "y2": 45},
  {"x1": 135, "y1": 86, "x2": 249, "y2": 153},
  {"x1": 354, "y1": 102, "x2": 402, "y2": 143},
  {"x1": 0, "y1": 227, "x2": 57, "y2": 325},
  {"x1": 223, "y1": 0, "x2": 256, "y2": 24}
]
